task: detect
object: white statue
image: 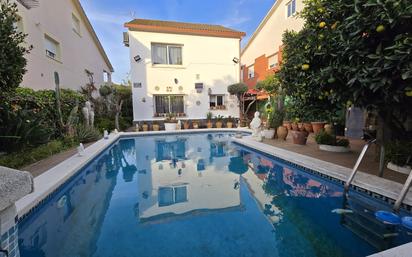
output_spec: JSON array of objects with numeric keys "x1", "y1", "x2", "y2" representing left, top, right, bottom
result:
[
  {"x1": 82, "y1": 101, "x2": 95, "y2": 127},
  {"x1": 250, "y1": 111, "x2": 262, "y2": 138},
  {"x1": 177, "y1": 120, "x2": 182, "y2": 130}
]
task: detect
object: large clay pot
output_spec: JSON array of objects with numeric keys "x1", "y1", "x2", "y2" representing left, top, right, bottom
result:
[
  {"x1": 283, "y1": 121, "x2": 292, "y2": 130},
  {"x1": 277, "y1": 126, "x2": 288, "y2": 140},
  {"x1": 298, "y1": 122, "x2": 304, "y2": 130},
  {"x1": 291, "y1": 123, "x2": 299, "y2": 131},
  {"x1": 216, "y1": 121, "x2": 223, "y2": 128},
  {"x1": 311, "y1": 122, "x2": 326, "y2": 134},
  {"x1": 207, "y1": 121, "x2": 213, "y2": 128},
  {"x1": 183, "y1": 122, "x2": 190, "y2": 129},
  {"x1": 142, "y1": 124, "x2": 149, "y2": 132},
  {"x1": 291, "y1": 130, "x2": 308, "y2": 145},
  {"x1": 152, "y1": 124, "x2": 160, "y2": 131},
  {"x1": 303, "y1": 123, "x2": 313, "y2": 133},
  {"x1": 324, "y1": 124, "x2": 333, "y2": 135},
  {"x1": 227, "y1": 122, "x2": 233, "y2": 128}
]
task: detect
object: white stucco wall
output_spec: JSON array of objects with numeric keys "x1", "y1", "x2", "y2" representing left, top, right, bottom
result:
[
  {"x1": 127, "y1": 30, "x2": 241, "y2": 121},
  {"x1": 13, "y1": 0, "x2": 112, "y2": 90},
  {"x1": 241, "y1": 0, "x2": 304, "y2": 67}
]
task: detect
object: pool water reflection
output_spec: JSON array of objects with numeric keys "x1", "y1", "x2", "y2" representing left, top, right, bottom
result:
[{"x1": 17, "y1": 132, "x2": 412, "y2": 257}]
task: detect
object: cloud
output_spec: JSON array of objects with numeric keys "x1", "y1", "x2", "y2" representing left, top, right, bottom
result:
[{"x1": 219, "y1": 0, "x2": 251, "y2": 28}]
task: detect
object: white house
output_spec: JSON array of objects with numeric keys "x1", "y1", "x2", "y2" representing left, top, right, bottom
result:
[
  {"x1": 124, "y1": 19, "x2": 245, "y2": 123},
  {"x1": 13, "y1": 0, "x2": 113, "y2": 91}
]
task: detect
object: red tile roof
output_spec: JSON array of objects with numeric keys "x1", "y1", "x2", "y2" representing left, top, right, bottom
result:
[{"x1": 125, "y1": 19, "x2": 245, "y2": 39}]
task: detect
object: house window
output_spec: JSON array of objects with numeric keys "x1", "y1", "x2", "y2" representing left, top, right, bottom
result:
[
  {"x1": 152, "y1": 43, "x2": 182, "y2": 65},
  {"x1": 209, "y1": 95, "x2": 225, "y2": 110},
  {"x1": 248, "y1": 65, "x2": 255, "y2": 79},
  {"x1": 154, "y1": 95, "x2": 185, "y2": 115},
  {"x1": 44, "y1": 35, "x2": 61, "y2": 61},
  {"x1": 72, "y1": 14, "x2": 81, "y2": 35},
  {"x1": 158, "y1": 186, "x2": 188, "y2": 207},
  {"x1": 268, "y1": 53, "x2": 278, "y2": 69},
  {"x1": 287, "y1": 0, "x2": 297, "y2": 17}
]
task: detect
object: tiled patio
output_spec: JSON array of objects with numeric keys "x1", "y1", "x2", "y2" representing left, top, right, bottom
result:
[{"x1": 262, "y1": 133, "x2": 408, "y2": 184}]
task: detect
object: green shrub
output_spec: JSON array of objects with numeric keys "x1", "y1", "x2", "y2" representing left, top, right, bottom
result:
[
  {"x1": 385, "y1": 141, "x2": 412, "y2": 167},
  {"x1": 76, "y1": 126, "x2": 101, "y2": 143},
  {"x1": 0, "y1": 139, "x2": 78, "y2": 169},
  {"x1": 315, "y1": 130, "x2": 349, "y2": 147},
  {"x1": 95, "y1": 117, "x2": 115, "y2": 132}
]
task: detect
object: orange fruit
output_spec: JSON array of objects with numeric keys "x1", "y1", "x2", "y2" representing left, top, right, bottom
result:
[{"x1": 376, "y1": 25, "x2": 385, "y2": 33}]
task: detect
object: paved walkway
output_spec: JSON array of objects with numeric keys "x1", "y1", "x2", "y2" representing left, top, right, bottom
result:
[{"x1": 262, "y1": 134, "x2": 408, "y2": 184}]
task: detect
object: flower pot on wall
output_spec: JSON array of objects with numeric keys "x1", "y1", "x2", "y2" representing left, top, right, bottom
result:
[
  {"x1": 291, "y1": 123, "x2": 299, "y2": 131},
  {"x1": 303, "y1": 123, "x2": 313, "y2": 133},
  {"x1": 193, "y1": 122, "x2": 199, "y2": 129},
  {"x1": 262, "y1": 129, "x2": 275, "y2": 139},
  {"x1": 311, "y1": 122, "x2": 326, "y2": 134},
  {"x1": 207, "y1": 121, "x2": 213, "y2": 128},
  {"x1": 164, "y1": 123, "x2": 177, "y2": 131},
  {"x1": 227, "y1": 122, "x2": 233, "y2": 128},
  {"x1": 324, "y1": 124, "x2": 333, "y2": 135},
  {"x1": 152, "y1": 124, "x2": 160, "y2": 131},
  {"x1": 277, "y1": 126, "x2": 288, "y2": 140},
  {"x1": 142, "y1": 124, "x2": 149, "y2": 132},
  {"x1": 283, "y1": 121, "x2": 292, "y2": 130},
  {"x1": 291, "y1": 130, "x2": 308, "y2": 145},
  {"x1": 216, "y1": 122, "x2": 223, "y2": 128},
  {"x1": 183, "y1": 122, "x2": 190, "y2": 129},
  {"x1": 387, "y1": 162, "x2": 412, "y2": 175}
]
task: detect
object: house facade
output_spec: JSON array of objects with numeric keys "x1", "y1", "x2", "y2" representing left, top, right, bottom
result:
[
  {"x1": 241, "y1": 0, "x2": 304, "y2": 88},
  {"x1": 13, "y1": 0, "x2": 113, "y2": 91},
  {"x1": 124, "y1": 19, "x2": 245, "y2": 123}
]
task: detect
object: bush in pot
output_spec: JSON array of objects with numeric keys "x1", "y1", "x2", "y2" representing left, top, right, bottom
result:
[
  {"x1": 385, "y1": 141, "x2": 412, "y2": 174},
  {"x1": 206, "y1": 112, "x2": 213, "y2": 128},
  {"x1": 315, "y1": 130, "x2": 350, "y2": 152},
  {"x1": 226, "y1": 116, "x2": 234, "y2": 128},
  {"x1": 291, "y1": 128, "x2": 309, "y2": 145},
  {"x1": 164, "y1": 113, "x2": 178, "y2": 131},
  {"x1": 215, "y1": 115, "x2": 224, "y2": 128},
  {"x1": 152, "y1": 122, "x2": 160, "y2": 131},
  {"x1": 183, "y1": 120, "x2": 190, "y2": 129}
]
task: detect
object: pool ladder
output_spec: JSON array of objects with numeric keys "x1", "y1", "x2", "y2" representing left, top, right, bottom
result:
[{"x1": 344, "y1": 138, "x2": 412, "y2": 212}]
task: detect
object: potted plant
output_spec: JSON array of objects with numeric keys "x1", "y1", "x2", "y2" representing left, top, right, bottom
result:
[
  {"x1": 385, "y1": 141, "x2": 412, "y2": 174},
  {"x1": 315, "y1": 130, "x2": 350, "y2": 152},
  {"x1": 206, "y1": 112, "x2": 213, "y2": 128},
  {"x1": 215, "y1": 115, "x2": 223, "y2": 128},
  {"x1": 291, "y1": 127, "x2": 309, "y2": 145},
  {"x1": 226, "y1": 116, "x2": 234, "y2": 128},
  {"x1": 311, "y1": 112, "x2": 328, "y2": 134},
  {"x1": 183, "y1": 120, "x2": 190, "y2": 129},
  {"x1": 164, "y1": 113, "x2": 178, "y2": 131},
  {"x1": 142, "y1": 122, "x2": 149, "y2": 132},
  {"x1": 291, "y1": 118, "x2": 299, "y2": 131},
  {"x1": 152, "y1": 122, "x2": 160, "y2": 131}
]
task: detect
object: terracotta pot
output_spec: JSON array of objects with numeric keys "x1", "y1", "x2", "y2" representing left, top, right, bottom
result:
[
  {"x1": 324, "y1": 124, "x2": 333, "y2": 135},
  {"x1": 152, "y1": 124, "x2": 160, "y2": 131},
  {"x1": 298, "y1": 122, "x2": 304, "y2": 130},
  {"x1": 183, "y1": 122, "x2": 190, "y2": 129},
  {"x1": 193, "y1": 122, "x2": 199, "y2": 129},
  {"x1": 142, "y1": 124, "x2": 149, "y2": 132},
  {"x1": 207, "y1": 121, "x2": 213, "y2": 128},
  {"x1": 277, "y1": 126, "x2": 288, "y2": 140},
  {"x1": 227, "y1": 122, "x2": 233, "y2": 128},
  {"x1": 283, "y1": 121, "x2": 292, "y2": 130},
  {"x1": 291, "y1": 122, "x2": 299, "y2": 131},
  {"x1": 311, "y1": 122, "x2": 326, "y2": 134},
  {"x1": 291, "y1": 130, "x2": 308, "y2": 145},
  {"x1": 216, "y1": 121, "x2": 223, "y2": 128},
  {"x1": 303, "y1": 123, "x2": 313, "y2": 133}
]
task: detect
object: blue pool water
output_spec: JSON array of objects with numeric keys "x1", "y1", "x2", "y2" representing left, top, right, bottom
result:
[{"x1": 17, "y1": 132, "x2": 412, "y2": 257}]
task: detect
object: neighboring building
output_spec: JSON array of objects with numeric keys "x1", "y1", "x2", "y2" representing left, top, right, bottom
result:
[
  {"x1": 124, "y1": 19, "x2": 245, "y2": 123},
  {"x1": 13, "y1": 0, "x2": 113, "y2": 91},
  {"x1": 241, "y1": 0, "x2": 304, "y2": 88}
]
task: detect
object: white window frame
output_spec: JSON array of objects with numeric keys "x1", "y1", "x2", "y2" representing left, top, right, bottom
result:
[
  {"x1": 154, "y1": 95, "x2": 185, "y2": 115},
  {"x1": 72, "y1": 13, "x2": 81, "y2": 36},
  {"x1": 151, "y1": 43, "x2": 183, "y2": 65},
  {"x1": 286, "y1": 0, "x2": 297, "y2": 18},
  {"x1": 44, "y1": 34, "x2": 61, "y2": 61},
  {"x1": 248, "y1": 65, "x2": 255, "y2": 79},
  {"x1": 268, "y1": 53, "x2": 278, "y2": 69},
  {"x1": 209, "y1": 95, "x2": 225, "y2": 109}
]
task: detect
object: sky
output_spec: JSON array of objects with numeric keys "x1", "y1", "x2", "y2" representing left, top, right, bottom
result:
[{"x1": 80, "y1": 0, "x2": 275, "y2": 83}]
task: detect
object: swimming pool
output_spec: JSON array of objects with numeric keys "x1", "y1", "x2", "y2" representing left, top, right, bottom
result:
[{"x1": 16, "y1": 132, "x2": 412, "y2": 257}]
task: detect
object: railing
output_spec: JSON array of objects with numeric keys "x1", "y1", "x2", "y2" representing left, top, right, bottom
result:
[
  {"x1": 393, "y1": 168, "x2": 412, "y2": 212},
  {"x1": 344, "y1": 139, "x2": 376, "y2": 194}
]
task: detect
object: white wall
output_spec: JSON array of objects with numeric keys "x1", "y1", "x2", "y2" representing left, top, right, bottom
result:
[
  {"x1": 241, "y1": 0, "x2": 304, "y2": 67},
  {"x1": 128, "y1": 30, "x2": 241, "y2": 121},
  {"x1": 13, "y1": 0, "x2": 112, "y2": 91}
]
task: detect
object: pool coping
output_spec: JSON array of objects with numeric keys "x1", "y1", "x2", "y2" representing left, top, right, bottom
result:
[
  {"x1": 232, "y1": 136, "x2": 412, "y2": 209},
  {"x1": 14, "y1": 129, "x2": 250, "y2": 218}
]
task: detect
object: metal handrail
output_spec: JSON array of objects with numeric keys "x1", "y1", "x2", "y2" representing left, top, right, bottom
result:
[
  {"x1": 344, "y1": 139, "x2": 376, "y2": 194},
  {"x1": 393, "y1": 168, "x2": 412, "y2": 212}
]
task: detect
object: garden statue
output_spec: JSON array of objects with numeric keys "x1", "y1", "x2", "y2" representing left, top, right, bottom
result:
[
  {"x1": 250, "y1": 111, "x2": 262, "y2": 138},
  {"x1": 82, "y1": 101, "x2": 95, "y2": 127},
  {"x1": 177, "y1": 120, "x2": 182, "y2": 130}
]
